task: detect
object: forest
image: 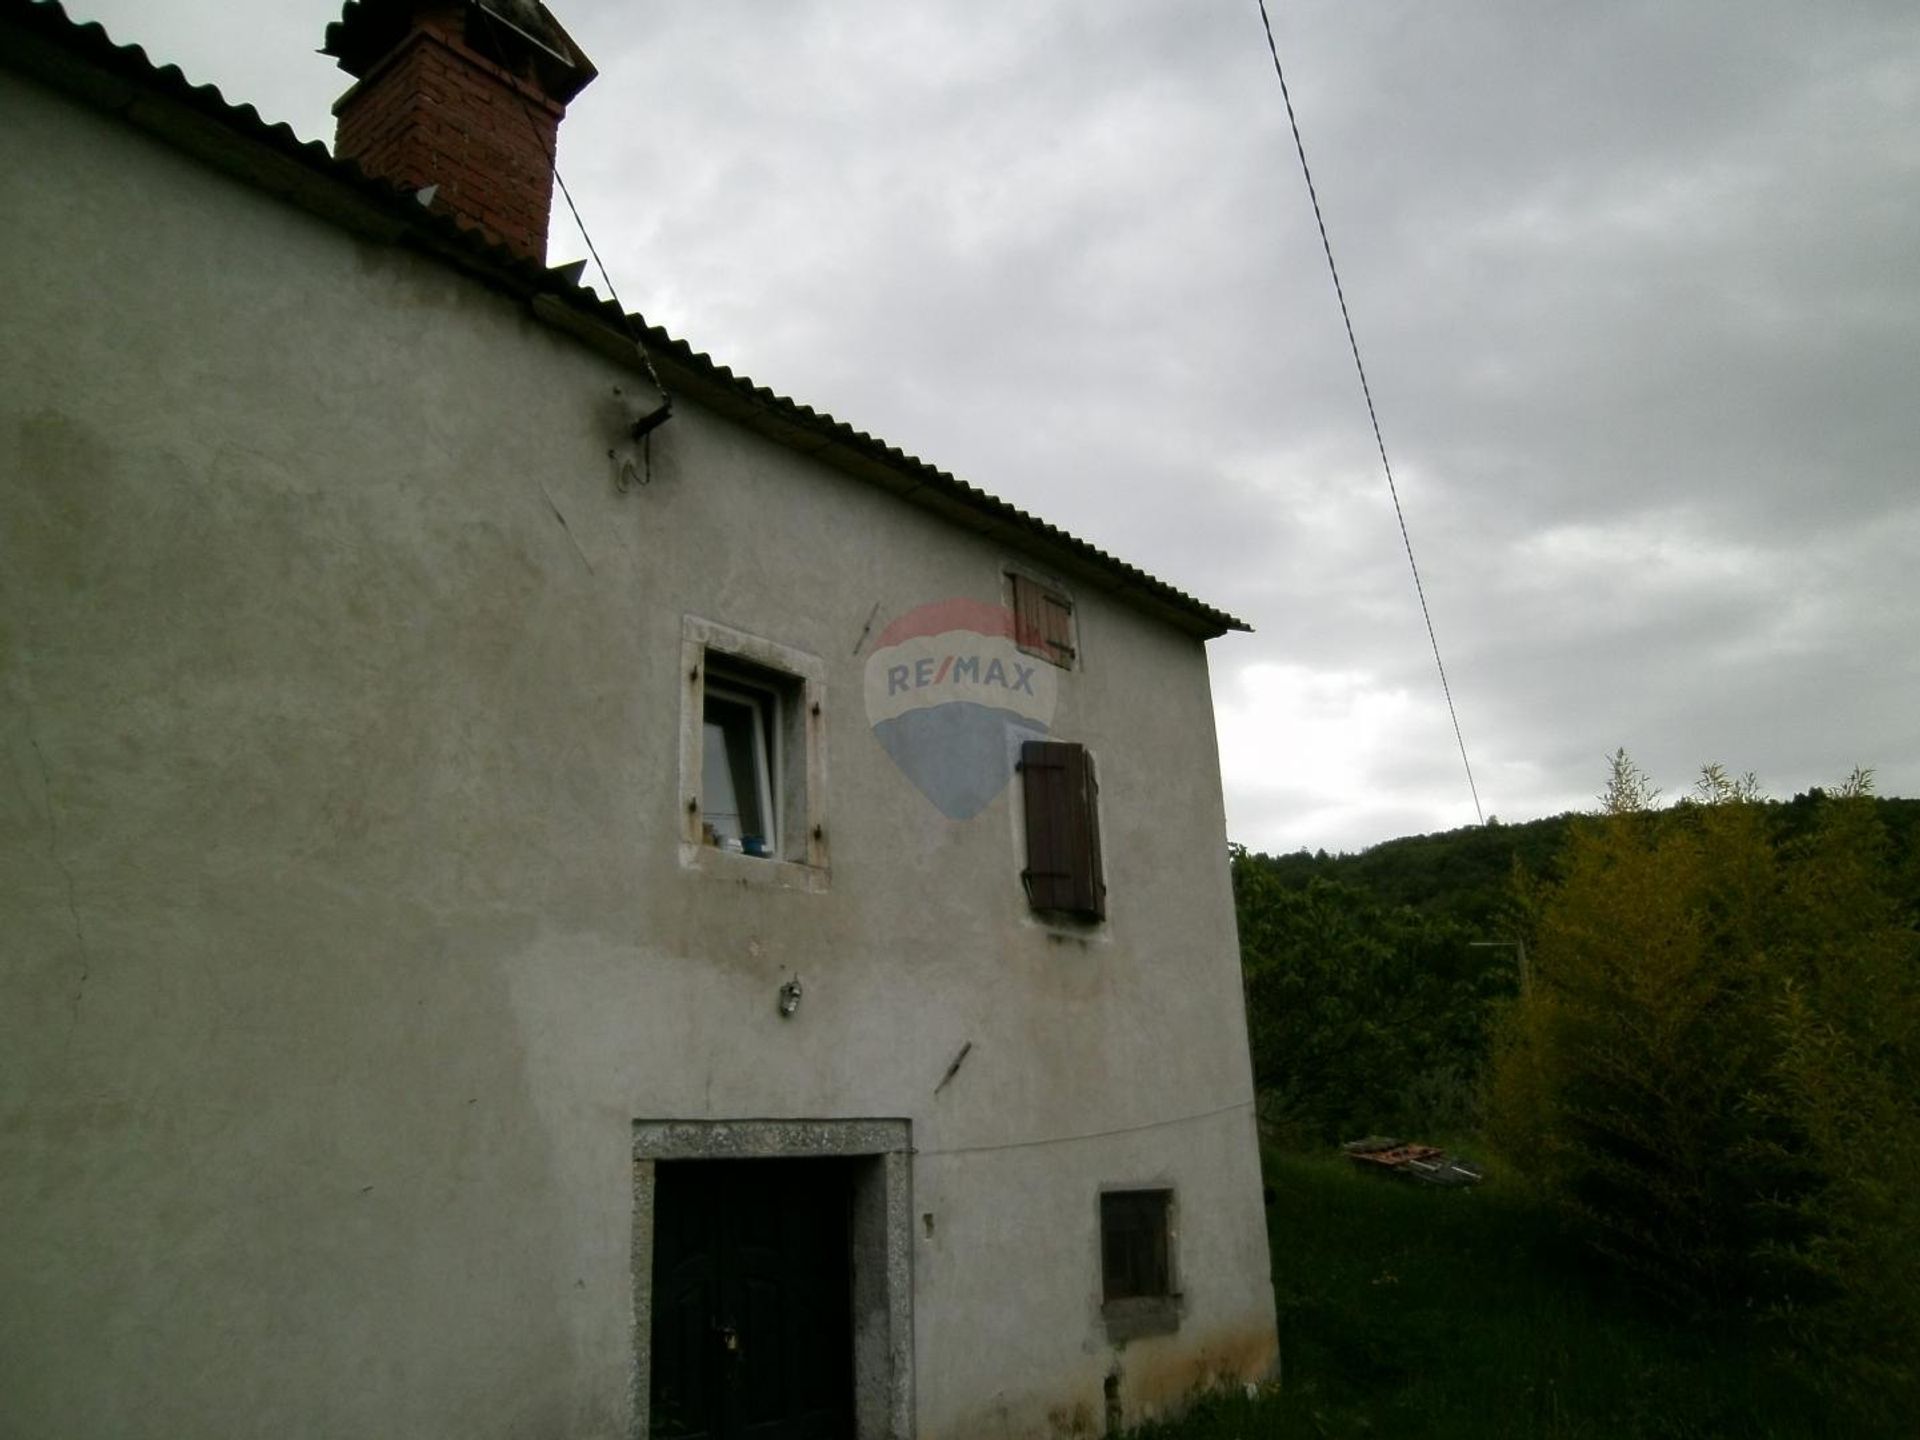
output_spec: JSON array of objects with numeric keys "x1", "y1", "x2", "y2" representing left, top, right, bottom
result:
[{"x1": 1233, "y1": 762, "x2": 1920, "y2": 1434}]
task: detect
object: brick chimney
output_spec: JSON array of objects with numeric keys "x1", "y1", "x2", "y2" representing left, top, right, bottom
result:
[{"x1": 323, "y1": 1, "x2": 596, "y2": 262}]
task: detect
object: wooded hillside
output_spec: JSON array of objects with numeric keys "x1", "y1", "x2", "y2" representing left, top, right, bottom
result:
[
  {"x1": 1236, "y1": 779, "x2": 1920, "y2": 1428},
  {"x1": 1241, "y1": 790, "x2": 1920, "y2": 930}
]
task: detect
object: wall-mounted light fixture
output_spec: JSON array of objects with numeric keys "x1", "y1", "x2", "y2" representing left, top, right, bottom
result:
[{"x1": 777, "y1": 976, "x2": 803, "y2": 1019}]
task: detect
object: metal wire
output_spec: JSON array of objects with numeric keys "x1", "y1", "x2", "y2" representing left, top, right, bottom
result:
[
  {"x1": 474, "y1": 5, "x2": 670, "y2": 405},
  {"x1": 916, "y1": 1097, "x2": 1256, "y2": 1159},
  {"x1": 1255, "y1": 0, "x2": 1485, "y2": 825}
]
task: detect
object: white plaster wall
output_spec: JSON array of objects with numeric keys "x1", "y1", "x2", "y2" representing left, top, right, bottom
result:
[{"x1": 0, "y1": 67, "x2": 1275, "y2": 1440}]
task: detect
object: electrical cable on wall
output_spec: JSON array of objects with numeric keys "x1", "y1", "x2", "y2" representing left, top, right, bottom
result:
[
  {"x1": 1254, "y1": 0, "x2": 1486, "y2": 825},
  {"x1": 915, "y1": 1096, "x2": 1256, "y2": 1159}
]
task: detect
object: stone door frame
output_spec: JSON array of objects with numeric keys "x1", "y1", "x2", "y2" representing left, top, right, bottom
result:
[{"x1": 631, "y1": 1119, "x2": 914, "y2": 1440}]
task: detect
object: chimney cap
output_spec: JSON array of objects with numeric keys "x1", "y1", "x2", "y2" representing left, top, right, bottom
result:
[{"x1": 323, "y1": 1, "x2": 597, "y2": 104}]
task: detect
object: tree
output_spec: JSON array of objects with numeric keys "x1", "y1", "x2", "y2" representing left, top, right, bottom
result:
[
  {"x1": 1486, "y1": 758, "x2": 1919, "y2": 1428},
  {"x1": 1235, "y1": 858, "x2": 1508, "y2": 1143}
]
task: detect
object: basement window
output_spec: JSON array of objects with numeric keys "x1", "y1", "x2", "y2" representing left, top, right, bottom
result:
[{"x1": 1100, "y1": 1188, "x2": 1179, "y2": 1340}]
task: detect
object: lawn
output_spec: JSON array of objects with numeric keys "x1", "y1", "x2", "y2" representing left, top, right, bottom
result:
[{"x1": 1129, "y1": 1149, "x2": 1857, "y2": 1439}]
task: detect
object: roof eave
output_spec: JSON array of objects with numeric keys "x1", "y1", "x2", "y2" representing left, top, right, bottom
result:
[{"x1": 1, "y1": 0, "x2": 1251, "y2": 640}]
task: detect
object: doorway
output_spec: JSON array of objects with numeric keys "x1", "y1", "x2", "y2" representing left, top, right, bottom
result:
[
  {"x1": 631, "y1": 1118, "x2": 913, "y2": 1440},
  {"x1": 650, "y1": 1158, "x2": 853, "y2": 1440}
]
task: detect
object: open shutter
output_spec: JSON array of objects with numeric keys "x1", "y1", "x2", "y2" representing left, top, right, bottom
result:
[
  {"x1": 1020, "y1": 740, "x2": 1105, "y2": 920},
  {"x1": 1073, "y1": 745, "x2": 1104, "y2": 917},
  {"x1": 1011, "y1": 573, "x2": 1047, "y2": 658},
  {"x1": 1039, "y1": 590, "x2": 1075, "y2": 666}
]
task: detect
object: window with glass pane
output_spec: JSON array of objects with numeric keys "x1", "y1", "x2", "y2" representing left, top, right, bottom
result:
[
  {"x1": 680, "y1": 619, "x2": 825, "y2": 878},
  {"x1": 702, "y1": 683, "x2": 775, "y2": 849}
]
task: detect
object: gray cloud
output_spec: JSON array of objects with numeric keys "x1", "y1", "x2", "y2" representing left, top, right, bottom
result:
[{"x1": 71, "y1": 0, "x2": 1920, "y2": 852}]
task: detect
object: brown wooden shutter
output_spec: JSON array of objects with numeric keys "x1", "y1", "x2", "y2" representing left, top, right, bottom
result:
[
  {"x1": 1020, "y1": 740, "x2": 1105, "y2": 920},
  {"x1": 1039, "y1": 591, "x2": 1075, "y2": 665},
  {"x1": 1011, "y1": 573, "x2": 1045, "y2": 655},
  {"x1": 1010, "y1": 573, "x2": 1075, "y2": 668},
  {"x1": 1073, "y1": 744, "x2": 1104, "y2": 916}
]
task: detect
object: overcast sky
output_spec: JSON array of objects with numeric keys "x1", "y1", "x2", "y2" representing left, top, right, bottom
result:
[{"x1": 67, "y1": 0, "x2": 1920, "y2": 854}]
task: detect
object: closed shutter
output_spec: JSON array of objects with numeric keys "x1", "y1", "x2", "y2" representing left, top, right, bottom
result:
[
  {"x1": 1020, "y1": 740, "x2": 1105, "y2": 920},
  {"x1": 1010, "y1": 573, "x2": 1075, "y2": 668}
]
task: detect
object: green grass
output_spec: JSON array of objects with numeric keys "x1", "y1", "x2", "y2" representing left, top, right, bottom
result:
[{"x1": 1130, "y1": 1149, "x2": 1859, "y2": 1440}]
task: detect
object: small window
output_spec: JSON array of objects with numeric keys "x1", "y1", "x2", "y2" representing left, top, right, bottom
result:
[
  {"x1": 1101, "y1": 1190, "x2": 1172, "y2": 1301},
  {"x1": 1100, "y1": 1188, "x2": 1179, "y2": 1340},
  {"x1": 701, "y1": 678, "x2": 777, "y2": 850},
  {"x1": 697, "y1": 656, "x2": 802, "y2": 858},
  {"x1": 1010, "y1": 572, "x2": 1076, "y2": 669},
  {"x1": 679, "y1": 616, "x2": 827, "y2": 884},
  {"x1": 1020, "y1": 740, "x2": 1104, "y2": 920}
]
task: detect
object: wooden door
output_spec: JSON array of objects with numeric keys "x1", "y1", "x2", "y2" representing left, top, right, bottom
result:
[{"x1": 651, "y1": 1159, "x2": 854, "y2": 1440}]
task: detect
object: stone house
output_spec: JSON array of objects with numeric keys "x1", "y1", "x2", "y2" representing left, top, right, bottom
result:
[{"x1": 0, "y1": 3, "x2": 1277, "y2": 1437}]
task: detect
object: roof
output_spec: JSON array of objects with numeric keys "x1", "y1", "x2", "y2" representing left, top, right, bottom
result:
[{"x1": 0, "y1": 0, "x2": 1249, "y2": 638}]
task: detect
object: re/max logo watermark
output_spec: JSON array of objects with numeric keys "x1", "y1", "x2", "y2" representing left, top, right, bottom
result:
[
  {"x1": 884, "y1": 654, "x2": 1039, "y2": 696},
  {"x1": 864, "y1": 597, "x2": 1058, "y2": 818}
]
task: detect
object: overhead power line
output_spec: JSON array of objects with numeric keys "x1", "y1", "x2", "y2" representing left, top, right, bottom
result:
[
  {"x1": 1254, "y1": 0, "x2": 1485, "y2": 826},
  {"x1": 474, "y1": 5, "x2": 669, "y2": 407}
]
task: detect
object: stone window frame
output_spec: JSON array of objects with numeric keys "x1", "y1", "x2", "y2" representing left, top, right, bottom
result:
[
  {"x1": 678, "y1": 615, "x2": 829, "y2": 892},
  {"x1": 630, "y1": 1118, "x2": 914, "y2": 1440}
]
